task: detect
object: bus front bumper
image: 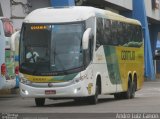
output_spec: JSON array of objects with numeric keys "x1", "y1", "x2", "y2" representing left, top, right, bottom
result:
[{"x1": 20, "y1": 82, "x2": 89, "y2": 98}]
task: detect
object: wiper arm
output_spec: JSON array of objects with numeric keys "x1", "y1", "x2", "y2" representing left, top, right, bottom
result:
[
  {"x1": 51, "y1": 64, "x2": 68, "y2": 75},
  {"x1": 58, "y1": 66, "x2": 83, "y2": 75}
]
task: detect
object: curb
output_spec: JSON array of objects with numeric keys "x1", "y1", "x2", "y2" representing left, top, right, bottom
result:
[{"x1": 0, "y1": 88, "x2": 19, "y2": 95}]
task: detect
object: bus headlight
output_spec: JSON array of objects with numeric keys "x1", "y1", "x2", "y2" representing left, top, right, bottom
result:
[
  {"x1": 74, "y1": 87, "x2": 81, "y2": 94},
  {"x1": 74, "y1": 77, "x2": 81, "y2": 83},
  {"x1": 74, "y1": 74, "x2": 87, "y2": 83},
  {"x1": 21, "y1": 78, "x2": 32, "y2": 85},
  {"x1": 21, "y1": 89, "x2": 29, "y2": 95}
]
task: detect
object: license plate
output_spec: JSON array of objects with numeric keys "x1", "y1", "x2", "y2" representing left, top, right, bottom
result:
[{"x1": 45, "y1": 90, "x2": 56, "y2": 95}]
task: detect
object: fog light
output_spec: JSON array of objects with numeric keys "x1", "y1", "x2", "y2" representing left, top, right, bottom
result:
[
  {"x1": 22, "y1": 89, "x2": 29, "y2": 95},
  {"x1": 25, "y1": 90, "x2": 29, "y2": 95},
  {"x1": 74, "y1": 89, "x2": 78, "y2": 94},
  {"x1": 74, "y1": 87, "x2": 81, "y2": 94}
]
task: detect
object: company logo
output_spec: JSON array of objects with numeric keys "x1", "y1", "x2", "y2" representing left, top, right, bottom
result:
[{"x1": 121, "y1": 50, "x2": 135, "y2": 60}]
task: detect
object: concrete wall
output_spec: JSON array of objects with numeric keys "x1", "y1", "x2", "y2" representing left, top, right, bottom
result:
[
  {"x1": 1, "y1": 0, "x2": 160, "y2": 31},
  {"x1": 0, "y1": 0, "x2": 28, "y2": 30},
  {"x1": 145, "y1": 0, "x2": 160, "y2": 21},
  {"x1": 29, "y1": 0, "x2": 50, "y2": 12},
  {"x1": 11, "y1": 0, "x2": 28, "y2": 30},
  {"x1": 0, "y1": 0, "x2": 50, "y2": 30},
  {"x1": 105, "y1": 0, "x2": 160, "y2": 21},
  {"x1": 11, "y1": 0, "x2": 50, "y2": 30},
  {"x1": 0, "y1": 0, "x2": 11, "y2": 18},
  {"x1": 105, "y1": 0, "x2": 132, "y2": 10}
]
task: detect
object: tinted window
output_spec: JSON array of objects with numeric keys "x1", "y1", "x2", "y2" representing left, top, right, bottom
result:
[
  {"x1": 96, "y1": 17, "x2": 143, "y2": 48},
  {"x1": 96, "y1": 18, "x2": 103, "y2": 49}
]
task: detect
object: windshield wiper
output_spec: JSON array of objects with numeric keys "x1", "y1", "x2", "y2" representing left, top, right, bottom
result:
[
  {"x1": 51, "y1": 64, "x2": 69, "y2": 75},
  {"x1": 57, "y1": 66, "x2": 83, "y2": 75}
]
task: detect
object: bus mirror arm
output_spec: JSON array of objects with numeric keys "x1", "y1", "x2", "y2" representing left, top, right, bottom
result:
[
  {"x1": 11, "y1": 31, "x2": 20, "y2": 51},
  {"x1": 82, "y1": 28, "x2": 92, "y2": 50}
]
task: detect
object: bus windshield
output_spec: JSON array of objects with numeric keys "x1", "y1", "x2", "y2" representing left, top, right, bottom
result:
[{"x1": 20, "y1": 23, "x2": 84, "y2": 75}]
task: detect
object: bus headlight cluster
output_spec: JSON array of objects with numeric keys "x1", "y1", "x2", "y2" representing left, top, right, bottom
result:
[
  {"x1": 74, "y1": 87, "x2": 81, "y2": 94},
  {"x1": 21, "y1": 77, "x2": 32, "y2": 85},
  {"x1": 21, "y1": 89, "x2": 29, "y2": 95},
  {"x1": 74, "y1": 74, "x2": 87, "y2": 83}
]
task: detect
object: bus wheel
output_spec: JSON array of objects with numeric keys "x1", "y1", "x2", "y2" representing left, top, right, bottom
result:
[
  {"x1": 123, "y1": 78, "x2": 132, "y2": 99},
  {"x1": 35, "y1": 98, "x2": 45, "y2": 107},
  {"x1": 89, "y1": 84, "x2": 99, "y2": 105},
  {"x1": 131, "y1": 81, "x2": 136, "y2": 98}
]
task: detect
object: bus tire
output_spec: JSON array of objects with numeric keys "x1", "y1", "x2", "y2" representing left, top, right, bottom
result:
[
  {"x1": 35, "y1": 98, "x2": 45, "y2": 107},
  {"x1": 131, "y1": 81, "x2": 136, "y2": 98},
  {"x1": 89, "y1": 84, "x2": 99, "y2": 105},
  {"x1": 123, "y1": 78, "x2": 132, "y2": 99}
]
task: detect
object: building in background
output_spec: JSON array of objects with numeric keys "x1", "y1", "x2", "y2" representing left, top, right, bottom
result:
[
  {"x1": 0, "y1": 0, "x2": 50, "y2": 30},
  {"x1": 0, "y1": 0, "x2": 160, "y2": 80}
]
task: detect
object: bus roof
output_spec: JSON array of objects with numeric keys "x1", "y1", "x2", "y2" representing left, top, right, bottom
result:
[{"x1": 24, "y1": 6, "x2": 141, "y2": 25}]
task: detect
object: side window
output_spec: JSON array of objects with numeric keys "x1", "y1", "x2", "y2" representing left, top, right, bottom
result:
[
  {"x1": 123, "y1": 24, "x2": 133, "y2": 47},
  {"x1": 103, "y1": 19, "x2": 111, "y2": 45},
  {"x1": 127, "y1": 24, "x2": 132, "y2": 44},
  {"x1": 96, "y1": 18, "x2": 113, "y2": 48},
  {"x1": 111, "y1": 20, "x2": 118, "y2": 45},
  {"x1": 117, "y1": 22, "x2": 123, "y2": 45},
  {"x1": 132, "y1": 25, "x2": 143, "y2": 47},
  {"x1": 110, "y1": 21, "x2": 123, "y2": 46},
  {"x1": 96, "y1": 18, "x2": 103, "y2": 49},
  {"x1": 89, "y1": 37, "x2": 94, "y2": 60},
  {"x1": 86, "y1": 17, "x2": 96, "y2": 53},
  {"x1": 121, "y1": 23, "x2": 128, "y2": 45},
  {"x1": 123, "y1": 24, "x2": 143, "y2": 47},
  {"x1": 135, "y1": 26, "x2": 143, "y2": 42},
  {"x1": 96, "y1": 18, "x2": 143, "y2": 48}
]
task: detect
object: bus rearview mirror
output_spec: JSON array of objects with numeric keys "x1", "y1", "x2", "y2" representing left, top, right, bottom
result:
[
  {"x1": 82, "y1": 28, "x2": 92, "y2": 50},
  {"x1": 11, "y1": 31, "x2": 20, "y2": 51}
]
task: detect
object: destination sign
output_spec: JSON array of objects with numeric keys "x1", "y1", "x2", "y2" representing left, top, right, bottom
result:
[{"x1": 31, "y1": 25, "x2": 47, "y2": 30}]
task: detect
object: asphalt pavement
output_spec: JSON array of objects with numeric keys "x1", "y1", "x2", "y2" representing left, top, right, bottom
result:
[{"x1": 0, "y1": 80, "x2": 160, "y2": 119}]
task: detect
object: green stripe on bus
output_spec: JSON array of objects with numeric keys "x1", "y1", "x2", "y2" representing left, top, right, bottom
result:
[
  {"x1": 49, "y1": 73, "x2": 78, "y2": 82},
  {"x1": 103, "y1": 46, "x2": 121, "y2": 84}
]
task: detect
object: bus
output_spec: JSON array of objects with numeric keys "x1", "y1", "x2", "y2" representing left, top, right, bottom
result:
[
  {"x1": 19, "y1": 6, "x2": 144, "y2": 106},
  {"x1": 0, "y1": 17, "x2": 19, "y2": 90}
]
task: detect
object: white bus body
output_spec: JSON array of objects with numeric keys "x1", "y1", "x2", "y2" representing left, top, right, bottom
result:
[
  {"x1": 19, "y1": 6, "x2": 144, "y2": 106},
  {"x1": 0, "y1": 17, "x2": 18, "y2": 90}
]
